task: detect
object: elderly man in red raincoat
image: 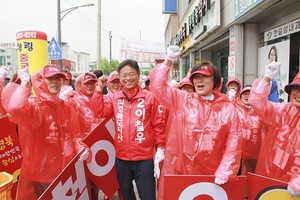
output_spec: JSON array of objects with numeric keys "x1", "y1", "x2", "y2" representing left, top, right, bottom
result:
[
  {"x1": 150, "y1": 46, "x2": 242, "y2": 199},
  {"x1": 249, "y1": 61, "x2": 300, "y2": 197},
  {"x1": 1, "y1": 64, "x2": 91, "y2": 199}
]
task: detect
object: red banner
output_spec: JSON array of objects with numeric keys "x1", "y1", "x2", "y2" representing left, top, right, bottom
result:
[
  {"x1": 39, "y1": 149, "x2": 91, "y2": 200},
  {"x1": 39, "y1": 118, "x2": 119, "y2": 199},
  {"x1": 83, "y1": 118, "x2": 119, "y2": 198},
  {"x1": 0, "y1": 117, "x2": 22, "y2": 200},
  {"x1": 247, "y1": 173, "x2": 300, "y2": 200},
  {"x1": 164, "y1": 175, "x2": 247, "y2": 200}
]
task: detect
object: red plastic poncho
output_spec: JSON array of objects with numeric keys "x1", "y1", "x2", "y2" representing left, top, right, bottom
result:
[
  {"x1": 150, "y1": 64, "x2": 242, "y2": 199},
  {"x1": 1, "y1": 69, "x2": 88, "y2": 200},
  {"x1": 71, "y1": 73, "x2": 103, "y2": 138},
  {"x1": 235, "y1": 97, "x2": 267, "y2": 174},
  {"x1": 249, "y1": 78, "x2": 300, "y2": 194},
  {"x1": 0, "y1": 77, "x2": 6, "y2": 117}
]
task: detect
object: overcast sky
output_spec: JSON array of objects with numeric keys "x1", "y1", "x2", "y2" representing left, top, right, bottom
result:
[{"x1": 0, "y1": 0, "x2": 166, "y2": 61}]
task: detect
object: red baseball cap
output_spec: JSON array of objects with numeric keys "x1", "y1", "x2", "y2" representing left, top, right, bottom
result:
[
  {"x1": 284, "y1": 72, "x2": 300, "y2": 95},
  {"x1": 42, "y1": 64, "x2": 66, "y2": 78},
  {"x1": 108, "y1": 71, "x2": 119, "y2": 83},
  {"x1": 190, "y1": 65, "x2": 214, "y2": 76},
  {"x1": 179, "y1": 77, "x2": 193, "y2": 89},
  {"x1": 64, "y1": 72, "x2": 72, "y2": 80},
  {"x1": 240, "y1": 85, "x2": 252, "y2": 97},
  {"x1": 82, "y1": 72, "x2": 97, "y2": 83}
]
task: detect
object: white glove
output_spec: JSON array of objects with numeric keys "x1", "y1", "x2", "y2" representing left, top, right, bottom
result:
[
  {"x1": 264, "y1": 61, "x2": 281, "y2": 79},
  {"x1": 154, "y1": 148, "x2": 165, "y2": 178},
  {"x1": 228, "y1": 89, "x2": 236, "y2": 102},
  {"x1": 288, "y1": 185, "x2": 300, "y2": 197},
  {"x1": 166, "y1": 45, "x2": 181, "y2": 62},
  {"x1": 79, "y1": 149, "x2": 90, "y2": 162},
  {"x1": 214, "y1": 177, "x2": 227, "y2": 185},
  {"x1": 0, "y1": 66, "x2": 8, "y2": 78},
  {"x1": 18, "y1": 67, "x2": 30, "y2": 82}
]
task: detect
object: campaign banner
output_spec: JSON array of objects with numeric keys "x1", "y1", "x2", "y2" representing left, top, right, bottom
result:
[
  {"x1": 164, "y1": 175, "x2": 247, "y2": 200},
  {"x1": 83, "y1": 118, "x2": 119, "y2": 199},
  {"x1": 247, "y1": 173, "x2": 300, "y2": 200},
  {"x1": 0, "y1": 117, "x2": 22, "y2": 200},
  {"x1": 39, "y1": 117, "x2": 119, "y2": 200},
  {"x1": 39, "y1": 149, "x2": 91, "y2": 200}
]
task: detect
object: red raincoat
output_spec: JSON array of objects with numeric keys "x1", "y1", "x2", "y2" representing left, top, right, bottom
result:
[
  {"x1": 235, "y1": 97, "x2": 267, "y2": 174},
  {"x1": 150, "y1": 64, "x2": 242, "y2": 199},
  {"x1": 249, "y1": 79, "x2": 300, "y2": 193},
  {"x1": 0, "y1": 77, "x2": 6, "y2": 116},
  {"x1": 1, "y1": 69, "x2": 88, "y2": 200},
  {"x1": 92, "y1": 85, "x2": 165, "y2": 161},
  {"x1": 67, "y1": 73, "x2": 103, "y2": 138}
]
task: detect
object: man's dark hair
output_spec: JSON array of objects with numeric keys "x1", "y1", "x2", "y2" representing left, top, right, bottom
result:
[
  {"x1": 117, "y1": 59, "x2": 140, "y2": 73},
  {"x1": 93, "y1": 70, "x2": 104, "y2": 78}
]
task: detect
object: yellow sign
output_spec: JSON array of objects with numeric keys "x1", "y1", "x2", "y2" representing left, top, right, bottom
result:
[{"x1": 16, "y1": 29, "x2": 48, "y2": 75}]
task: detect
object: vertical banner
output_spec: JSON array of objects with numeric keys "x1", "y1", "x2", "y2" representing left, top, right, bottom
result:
[
  {"x1": 247, "y1": 173, "x2": 300, "y2": 200},
  {"x1": 83, "y1": 118, "x2": 119, "y2": 199},
  {"x1": 39, "y1": 149, "x2": 92, "y2": 200},
  {"x1": 164, "y1": 175, "x2": 247, "y2": 199},
  {"x1": 16, "y1": 29, "x2": 48, "y2": 74},
  {"x1": 0, "y1": 117, "x2": 22, "y2": 200},
  {"x1": 39, "y1": 118, "x2": 119, "y2": 200}
]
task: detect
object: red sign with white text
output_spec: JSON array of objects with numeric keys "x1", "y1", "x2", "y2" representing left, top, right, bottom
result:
[
  {"x1": 83, "y1": 118, "x2": 119, "y2": 199},
  {"x1": 0, "y1": 117, "x2": 22, "y2": 200},
  {"x1": 247, "y1": 173, "x2": 300, "y2": 200},
  {"x1": 39, "y1": 118, "x2": 119, "y2": 200},
  {"x1": 39, "y1": 149, "x2": 91, "y2": 200},
  {"x1": 164, "y1": 175, "x2": 247, "y2": 200}
]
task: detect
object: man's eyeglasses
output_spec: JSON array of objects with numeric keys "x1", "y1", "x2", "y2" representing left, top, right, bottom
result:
[{"x1": 120, "y1": 73, "x2": 137, "y2": 79}]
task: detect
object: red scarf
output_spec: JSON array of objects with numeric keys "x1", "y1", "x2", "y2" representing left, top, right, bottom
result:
[{"x1": 122, "y1": 85, "x2": 139, "y2": 101}]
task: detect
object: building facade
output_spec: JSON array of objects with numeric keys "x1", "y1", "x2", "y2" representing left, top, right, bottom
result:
[{"x1": 164, "y1": 0, "x2": 300, "y2": 96}]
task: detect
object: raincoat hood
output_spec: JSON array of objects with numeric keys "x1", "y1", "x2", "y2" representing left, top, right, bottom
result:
[
  {"x1": 226, "y1": 77, "x2": 241, "y2": 91},
  {"x1": 31, "y1": 66, "x2": 62, "y2": 103}
]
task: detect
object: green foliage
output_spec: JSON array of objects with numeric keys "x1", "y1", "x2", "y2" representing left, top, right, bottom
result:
[{"x1": 101, "y1": 58, "x2": 119, "y2": 75}]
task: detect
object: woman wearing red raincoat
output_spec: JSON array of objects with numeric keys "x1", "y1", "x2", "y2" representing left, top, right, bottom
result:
[
  {"x1": 150, "y1": 46, "x2": 242, "y2": 199},
  {"x1": 235, "y1": 85, "x2": 267, "y2": 174},
  {"x1": 249, "y1": 61, "x2": 300, "y2": 197},
  {"x1": 1, "y1": 64, "x2": 91, "y2": 199}
]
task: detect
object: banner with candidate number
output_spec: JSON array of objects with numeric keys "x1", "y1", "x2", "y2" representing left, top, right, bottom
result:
[{"x1": 164, "y1": 175, "x2": 247, "y2": 200}]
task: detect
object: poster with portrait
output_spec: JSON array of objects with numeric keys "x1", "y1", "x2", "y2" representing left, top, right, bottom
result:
[{"x1": 258, "y1": 40, "x2": 290, "y2": 103}]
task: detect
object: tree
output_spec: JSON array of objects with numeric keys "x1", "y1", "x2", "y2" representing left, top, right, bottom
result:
[{"x1": 100, "y1": 58, "x2": 119, "y2": 75}]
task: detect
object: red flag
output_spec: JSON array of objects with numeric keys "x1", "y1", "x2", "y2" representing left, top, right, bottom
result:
[{"x1": 83, "y1": 118, "x2": 119, "y2": 199}]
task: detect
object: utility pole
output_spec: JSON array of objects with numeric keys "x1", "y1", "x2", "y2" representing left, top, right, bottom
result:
[
  {"x1": 97, "y1": 0, "x2": 102, "y2": 70},
  {"x1": 57, "y1": 0, "x2": 62, "y2": 70},
  {"x1": 109, "y1": 31, "x2": 112, "y2": 73}
]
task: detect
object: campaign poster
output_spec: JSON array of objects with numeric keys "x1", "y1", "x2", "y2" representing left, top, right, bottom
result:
[
  {"x1": 258, "y1": 40, "x2": 290, "y2": 102},
  {"x1": 164, "y1": 175, "x2": 247, "y2": 200},
  {"x1": 83, "y1": 118, "x2": 119, "y2": 199},
  {"x1": 39, "y1": 149, "x2": 91, "y2": 200},
  {"x1": 39, "y1": 118, "x2": 119, "y2": 200},
  {"x1": 0, "y1": 117, "x2": 22, "y2": 200},
  {"x1": 247, "y1": 173, "x2": 300, "y2": 200}
]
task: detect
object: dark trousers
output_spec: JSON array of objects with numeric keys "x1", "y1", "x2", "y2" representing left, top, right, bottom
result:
[{"x1": 115, "y1": 158, "x2": 156, "y2": 200}]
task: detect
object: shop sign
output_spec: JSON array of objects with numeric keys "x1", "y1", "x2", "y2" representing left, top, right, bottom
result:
[
  {"x1": 234, "y1": 0, "x2": 263, "y2": 19},
  {"x1": 191, "y1": 0, "x2": 220, "y2": 42},
  {"x1": 264, "y1": 18, "x2": 300, "y2": 42}
]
